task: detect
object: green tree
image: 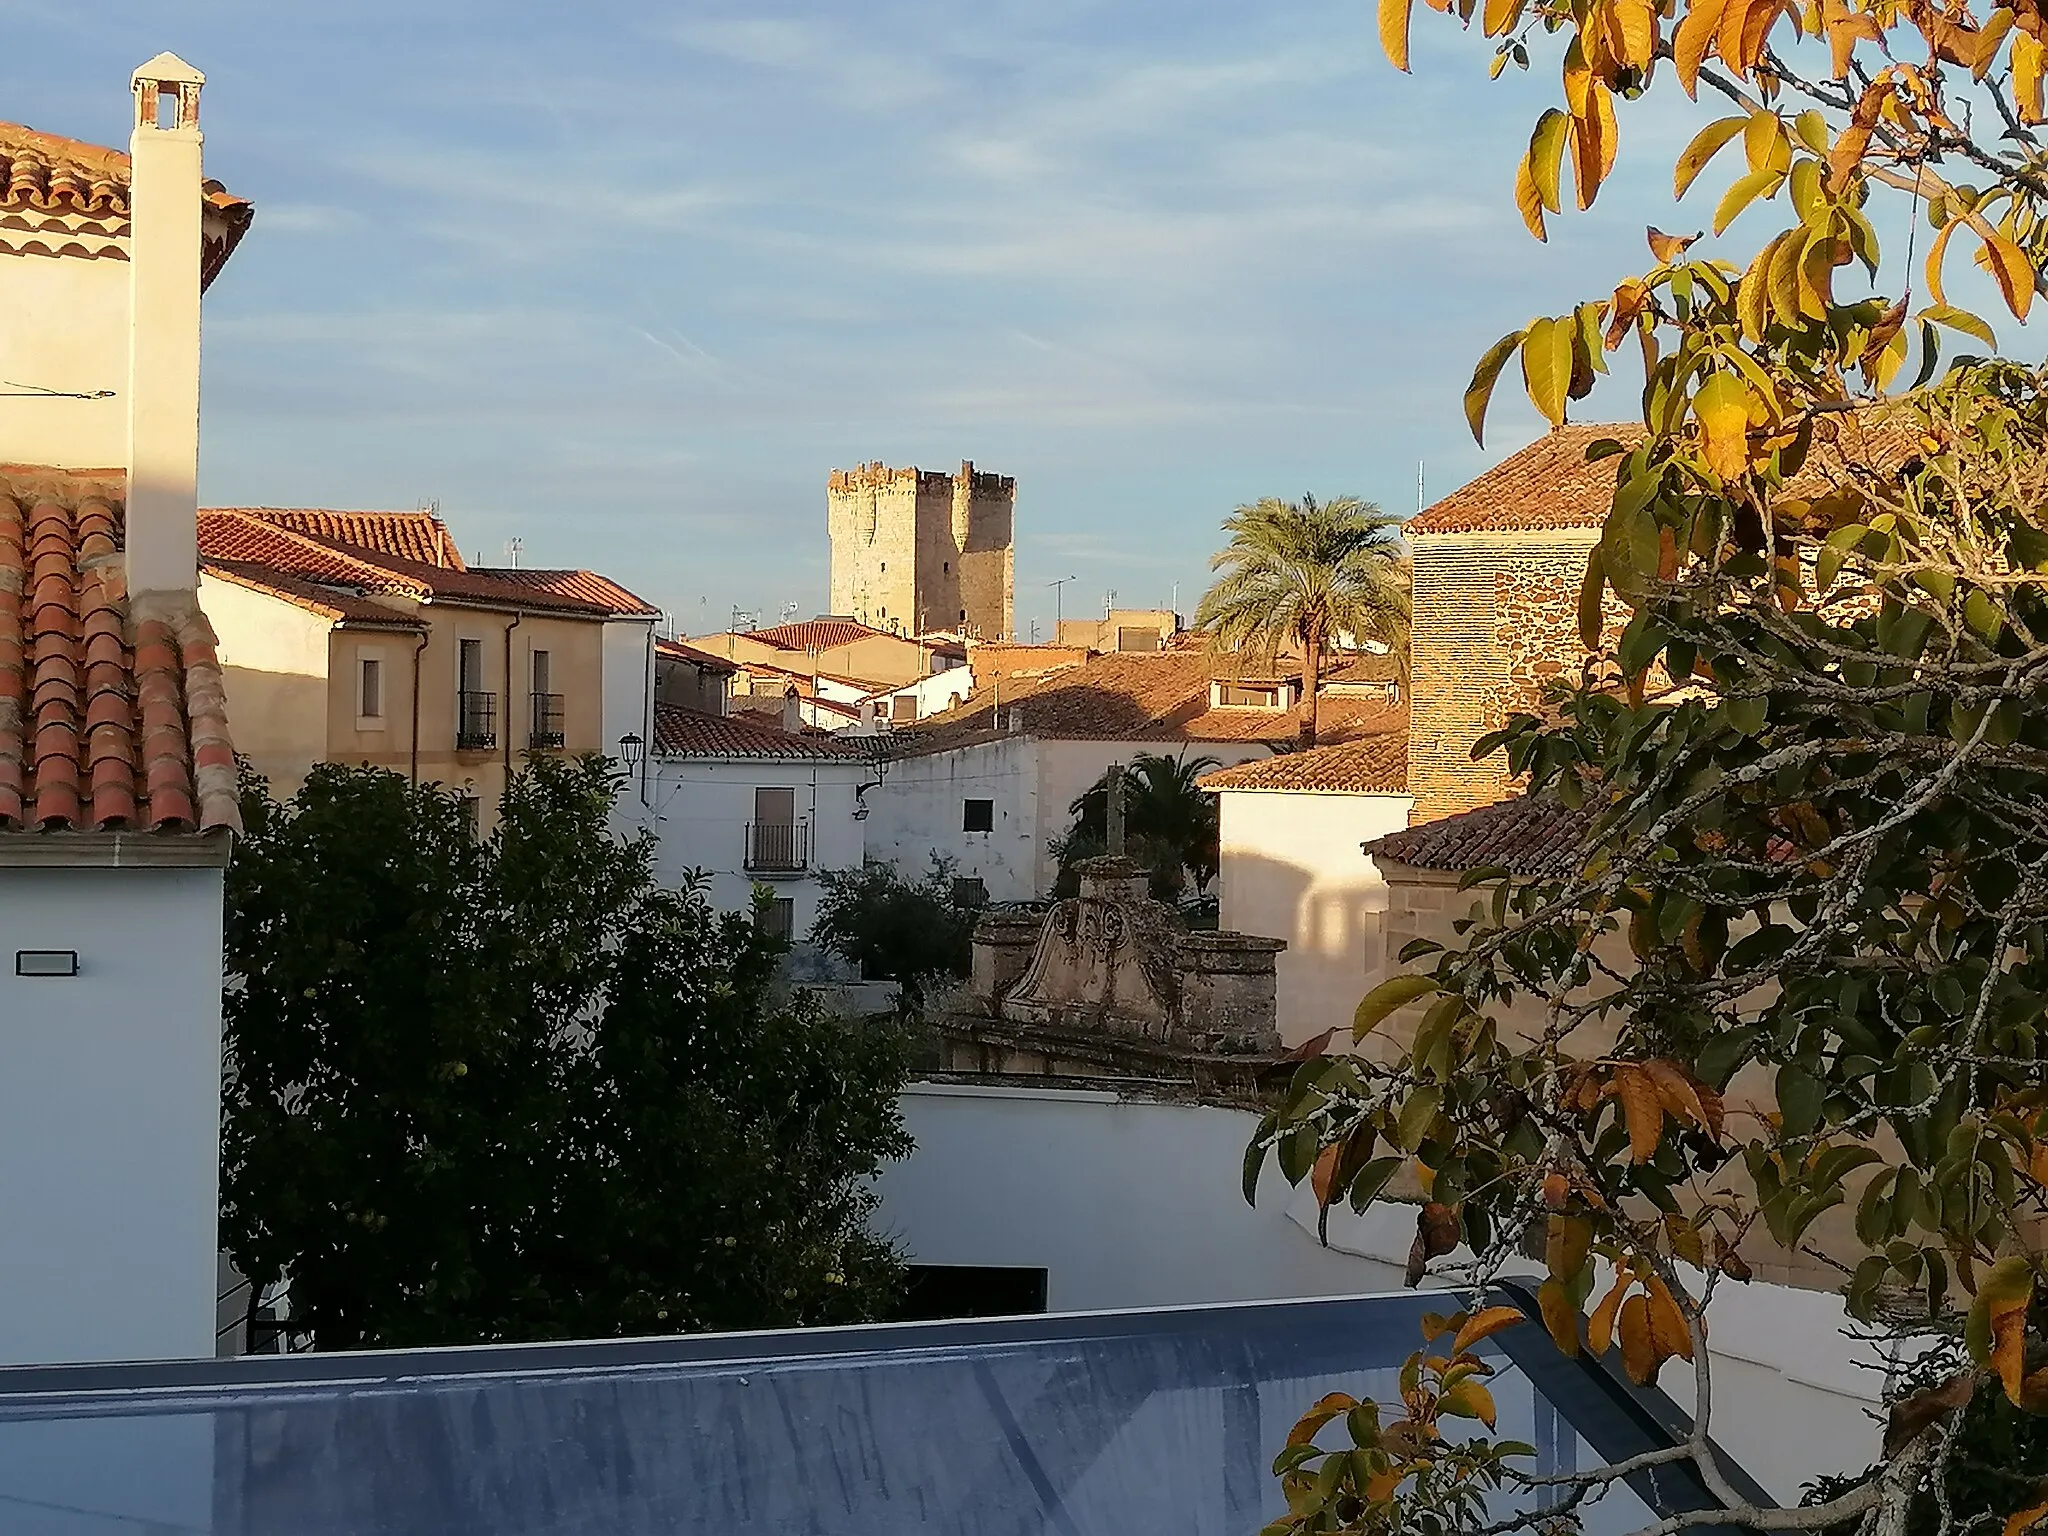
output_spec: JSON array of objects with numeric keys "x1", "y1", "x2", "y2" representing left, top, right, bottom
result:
[
  {"x1": 1245, "y1": 0, "x2": 2048, "y2": 1531},
  {"x1": 810, "y1": 855, "x2": 977, "y2": 1018},
  {"x1": 222, "y1": 756, "x2": 910, "y2": 1350},
  {"x1": 1053, "y1": 752, "x2": 1223, "y2": 901},
  {"x1": 1193, "y1": 494, "x2": 1410, "y2": 745}
]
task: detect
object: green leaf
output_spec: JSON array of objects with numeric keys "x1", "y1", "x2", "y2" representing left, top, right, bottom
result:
[
  {"x1": 1465, "y1": 329, "x2": 1528, "y2": 447},
  {"x1": 1521, "y1": 316, "x2": 1575, "y2": 427},
  {"x1": 1243, "y1": 1135, "x2": 1269, "y2": 1207},
  {"x1": 1696, "y1": 1025, "x2": 1759, "y2": 1089},
  {"x1": 1579, "y1": 545, "x2": 1608, "y2": 649},
  {"x1": 1396, "y1": 1085, "x2": 1443, "y2": 1152},
  {"x1": 1354, "y1": 973, "x2": 1440, "y2": 1041},
  {"x1": 1724, "y1": 694, "x2": 1767, "y2": 736},
  {"x1": 1349, "y1": 1154, "x2": 1404, "y2": 1213},
  {"x1": 1777, "y1": 1064, "x2": 1825, "y2": 1138}
]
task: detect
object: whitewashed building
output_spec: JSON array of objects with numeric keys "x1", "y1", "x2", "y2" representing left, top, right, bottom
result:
[
  {"x1": 0, "y1": 57, "x2": 248, "y2": 1364},
  {"x1": 646, "y1": 704, "x2": 873, "y2": 944}
]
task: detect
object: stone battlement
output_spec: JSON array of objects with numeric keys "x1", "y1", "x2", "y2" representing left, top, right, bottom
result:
[{"x1": 828, "y1": 461, "x2": 1017, "y2": 498}]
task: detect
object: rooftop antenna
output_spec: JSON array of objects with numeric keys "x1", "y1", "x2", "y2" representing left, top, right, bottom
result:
[
  {"x1": 503, "y1": 537, "x2": 523, "y2": 569},
  {"x1": 1047, "y1": 575, "x2": 1077, "y2": 633},
  {"x1": 1417, "y1": 460, "x2": 1426, "y2": 514}
]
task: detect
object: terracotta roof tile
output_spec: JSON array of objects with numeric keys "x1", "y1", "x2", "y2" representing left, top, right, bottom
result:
[
  {"x1": 1409, "y1": 424, "x2": 1632, "y2": 536},
  {"x1": 747, "y1": 619, "x2": 965, "y2": 656},
  {"x1": 201, "y1": 560, "x2": 426, "y2": 628},
  {"x1": 1200, "y1": 731, "x2": 1410, "y2": 793},
  {"x1": 900, "y1": 651, "x2": 1404, "y2": 755},
  {"x1": 468, "y1": 567, "x2": 660, "y2": 617},
  {"x1": 213, "y1": 509, "x2": 466, "y2": 569},
  {"x1": 1366, "y1": 794, "x2": 1591, "y2": 876},
  {"x1": 655, "y1": 637, "x2": 737, "y2": 674},
  {"x1": 651, "y1": 704, "x2": 867, "y2": 760},
  {"x1": 0, "y1": 466, "x2": 239, "y2": 835},
  {"x1": 0, "y1": 121, "x2": 252, "y2": 288},
  {"x1": 194, "y1": 513, "x2": 614, "y2": 616}
]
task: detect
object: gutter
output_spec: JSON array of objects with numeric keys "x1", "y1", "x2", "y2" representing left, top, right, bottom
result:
[
  {"x1": 503, "y1": 610, "x2": 522, "y2": 779},
  {"x1": 409, "y1": 628, "x2": 430, "y2": 785}
]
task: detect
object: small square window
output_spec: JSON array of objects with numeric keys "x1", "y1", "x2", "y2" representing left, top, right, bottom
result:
[
  {"x1": 963, "y1": 798, "x2": 994, "y2": 833},
  {"x1": 951, "y1": 877, "x2": 987, "y2": 910},
  {"x1": 759, "y1": 897, "x2": 796, "y2": 942}
]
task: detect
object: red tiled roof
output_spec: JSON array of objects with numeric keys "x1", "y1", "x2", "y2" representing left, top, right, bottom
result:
[
  {"x1": 213, "y1": 509, "x2": 466, "y2": 570},
  {"x1": 747, "y1": 619, "x2": 966, "y2": 656},
  {"x1": 0, "y1": 121, "x2": 253, "y2": 289},
  {"x1": 201, "y1": 560, "x2": 425, "y2": 629},
  {"x1": 1366, "y1": 794, "x2": 1591, "y2": 876},
  {"x1": 651, "y1": 704, "x2": 867, "y2": 760},
  {"x1": 656, "y1": 637, "x2": 737, "y2": 674},
  {"x1": 1200, "y1": 731, "x2": 1410, "y2": 793},
  {"x1": 194, "y1": 513, "x2": 614, "y2": 616},
  {"x1": 1409, "y1": 424, "x2": 1630, "y2": 537},
  {"x1": 469, "y1": 567, "x2": 659, "y2": 617},
  {"x1": 902, "y1": 651, "x2": 1404, "y2": 754},
  {"x1": 0, "y1": 467, "x2": 238, "y2": 834}
]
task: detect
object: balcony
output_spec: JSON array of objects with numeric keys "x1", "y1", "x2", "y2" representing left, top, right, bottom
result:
[
  {"x1": 456, "y1": 690, "x2": 497, "y2": 752},
  {"x1": 744, "y1": 820, "x2": 810, "y2": 875},
  {"x1": 529, "y1": 692, "x2": 565, "y2": 750}
]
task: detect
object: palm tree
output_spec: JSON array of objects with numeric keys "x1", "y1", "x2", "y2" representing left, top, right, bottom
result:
[
  {"x1": 1056, "y1": 752, "x2": 1223, "y2": 900},
  {"x1": 1194, "y1": 494, "x2": 1410, "y2": 744}
]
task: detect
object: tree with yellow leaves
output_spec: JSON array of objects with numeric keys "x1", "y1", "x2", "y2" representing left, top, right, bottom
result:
[{"x1": 1246, "y1": 0, "x2": 2048, "y2": 1531}]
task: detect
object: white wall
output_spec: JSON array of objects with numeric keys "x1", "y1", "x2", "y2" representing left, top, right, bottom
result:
[
  {"x1": 879, "y1": 1084, "x2": 1886, "y2": 1504},
  {"x1": 0, "y1": 251, "x2": 130, "y2": 468},
  {"x1": 1216, "y1": 789, "x2": 1414, "y2": 1048},
  {"x1": 867, "y1": 736, "x2": 1040, "y2": 900},
  {"x1": 198, "y1": 573, "x2": 333, "y2": 801},
  {"x1": 647, "y1": 757, "x2": 867, "y2": 937},
  {"x1": 877, "y1": 1083, "x2": 1403, "y2": 1310},
  {"x1": 0, "y1": 864, "x2": 225, "y2": 1364},
  {"x1": 867, "y1": 737, "x2": 1270, "y2": 902},
  {"x1": 600, "y1": 619, "x2": 654, "y2": 763}
]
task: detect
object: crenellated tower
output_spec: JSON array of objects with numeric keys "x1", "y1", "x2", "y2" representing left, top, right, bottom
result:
[{"x1": 827, "y1": 460, "x2": 1015, "y2": 639}]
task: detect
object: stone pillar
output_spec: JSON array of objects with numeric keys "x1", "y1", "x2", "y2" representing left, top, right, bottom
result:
[
  {"x1": 1076, "y1": 854, "x2": 1147, "y2": 905},
  {"x1": 1174, "y1": 932, "x2": 1287, "y2": 1052},
  {"x1": 969, "y1": 909, "x2": 1043, "y2": 1003}
]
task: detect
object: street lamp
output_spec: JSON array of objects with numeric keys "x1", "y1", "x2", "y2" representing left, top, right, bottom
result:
[{"x1": 618, "y1": 732, "x2": 644, "y2": 769}]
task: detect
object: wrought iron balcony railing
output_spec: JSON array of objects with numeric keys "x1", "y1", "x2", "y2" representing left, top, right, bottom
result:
[
  {"x1": 529, "y1": 692, "x2": 565, "y2": 749},
  {"x1": 456, "y1": 690, "x2": 497, "y2": 751},
  {"x1": 744, "y1": 820, "x2": 810, "y2": 874}
]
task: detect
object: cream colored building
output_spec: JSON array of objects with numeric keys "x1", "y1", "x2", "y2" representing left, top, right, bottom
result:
[
  {"x1": 1202, "y1": 736, "x2": 1412, "y2": 1049},
  {"x1": 196, "y1": 509, "x2": 654, "y2": 824}
]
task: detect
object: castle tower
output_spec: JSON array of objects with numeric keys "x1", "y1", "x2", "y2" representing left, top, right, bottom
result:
[{"x1": 827, "y1": 460, "x2": 1015, "y2": 638}]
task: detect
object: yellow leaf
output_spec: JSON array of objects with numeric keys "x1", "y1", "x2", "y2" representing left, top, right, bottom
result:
[
  {"x1": 1563, "y1": 35, "x2": 1592, "y2": 118},
  {"x1": 1311, "y1": 1141, "x2": 1343, "y2": 1209},
  {"x1": 1673, "y1": 0, "x2": 1727, "y2": 95},
  {"x1": 1694, "y1": 371, "x2": 1753, "y2": 480},
  {"x1": 1465, "y1": 328, "x2": 1528, "y2": 446},
  {"x1": 2004, "y1": 1498, "x2": 2048, "y2": 1536},
  {"x1": 1529, "y1": 108, "x2": 1571, "y2": 215},
  {"x1": 1615, "y1": 1064, "x2": 1666, "y2": 1163},
  {"x1": 1516, "y1": 154, "x2": 1548, "y2": 240},
  {"x1": 1981, "y1": 232, "x2": 2037, "y2": 321},
  {"x1": 1647, "y1": 226, "x2": 1699, "y2": 262},
  {"x1": 1768, "y1": 229, "x2": 1805, "y2": 326},
  {"x1": 1642, "y1": 1060, "x2": 1709, "y2": 1131},
  {"x1": 1966, "y1": 1256, "x2": 2037, "y2": 1404},
  {"x1": 1743, "y1": 110, "x2": 1789, "y2": 174},
  {"x1": 1975, "y1": 6, "x2": 2015, "y2": 80},
  {"x1": 1588, "y1": 1271, "x2": 1632, "y2": 1354},
  {"x1": 1571, "y1": 90, "x2": 1618, "y2": 210},
  {"x1": 1828, "y1": 76, "x2": 1894, "y2": 195},
  {"x1": 1714, "y1": 166, "x2": 1780, "y2": 234},
  {"x1": 1441, "y1": 1379, "x2": 1499, "y2": 1428},
  {"x1": 1613, "y1": 0, "x2": 1658, "y2": 68},
  {"x1": 1736, "y1": 231, "x2": 1780, "y2": 340},
  {"x1": 1926, "y1": 216, "x2": 1963, "y2": 307},
  {"x1": 1618, "y1": 1293, "x2": 1659, "y2": 1383},
  {"x1": 1736, "y1": 0, "x2": 1785, "y2": 76},
  {"x1": 1822, "y1": 0, "x2": 1883, "y2": 78},
  {"x1": 1716, "y1": 0, "x2": 1758, "y2": 78},
  {"x1": 1537, "y1": 1276, "x2": 1582, "y2": 1357},
  {"x1": 1354, "y1": 973, "x2": 1440, "y2": 1040},
  {"x1": 1381, "y1": 0, "x2": 1416, "y2": 70},
  {"x1": 1521, "y1": 316, "x2": 1575, "y2": 426},
  {"x1": 1674, "y1": 115, "x2": 1747, "y2": 198},
  {"x1": 2018, "y1": 30, "x2": 2047, "y2": 121},
  {"x1": 1644, "y1": 1274, "x2": 1696, "y2": 1361},
  {"x1": 1796, "y1": 227, "x2": 1835, "y2": 318},
  {"x1": 1452, "y1": 1304, "x2": 1526, "y2": 1357},
  {"x1": 1483, "y1": 0, "x2": 1524, "y2": 34}
]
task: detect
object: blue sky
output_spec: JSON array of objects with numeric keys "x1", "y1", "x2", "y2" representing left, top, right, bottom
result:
[{"x1": 11, "y1": 0, "x2": 1752, "y2": 639}]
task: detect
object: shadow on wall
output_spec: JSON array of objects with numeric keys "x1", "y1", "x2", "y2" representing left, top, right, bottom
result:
[
  {"x1": 1217, "y1": 849, "x2": 1391, "y2": 1050},
  {"x1": 220, "y1": 664, "x2": 327, "y2": 802}
]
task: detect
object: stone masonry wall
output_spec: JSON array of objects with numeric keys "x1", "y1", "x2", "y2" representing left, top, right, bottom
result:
[
  {"x1": 1406, "y1": 530, "x2": 1627, "y2": 821},
  {"x1": 828, "y1": 461, "x2": 1014, "y2": 638}
]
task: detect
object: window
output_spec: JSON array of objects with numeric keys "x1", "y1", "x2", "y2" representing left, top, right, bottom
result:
[
  {"x1": 942, "y1": 561, "x2": 950, "y2": 573},
  {"x1": 529, "y1": 649, "x2": 562, "y2": 748},
  {"x1": 747, "y1": 787, "x2": 805, "y2": 872},
  {"x1": 963, "y1": 798, "x2": 994, "y2": 833},
  {"x1": 758, "y1": 897, "x2": 795, "y2": 942},
  {"x1": 456, "y1": 639, "x2": 494, "y2": 750},
  {"x1": 358, "y1": 657, "x2": 383, "y2": 721},
  {"x1": 890, "y1": 695, "x2": 917, "y2": 724},
  {"x1": 950, "y1": 876, "x2": 987, "y2": 910}
]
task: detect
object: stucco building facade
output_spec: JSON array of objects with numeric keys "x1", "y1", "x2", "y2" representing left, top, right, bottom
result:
[{"x1": 827, "y1": 461, "x2": 1015, "y2": 640}]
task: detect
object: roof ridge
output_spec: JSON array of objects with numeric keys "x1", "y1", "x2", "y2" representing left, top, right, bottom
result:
[{"x1": 199, "y1": 511, "x2": 433, "y2": 597}]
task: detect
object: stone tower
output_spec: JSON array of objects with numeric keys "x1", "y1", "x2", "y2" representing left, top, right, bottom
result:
[{"x1": 827, "y1": 461, "x2": 1015, "y2": 639}]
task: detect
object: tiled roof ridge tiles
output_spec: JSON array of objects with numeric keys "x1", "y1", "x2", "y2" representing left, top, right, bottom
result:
[
  {"x1": 200, "y1": 560, "x2": 427, "y2": 629},
  {"x1": 213, "y1": 508, "x2": 468, "y2": 571},
  {"x1": 1408, "y1": 422, "x2": 1634, "y2": 538},
  {"x1": 652, "y1": 703, "x2": 868, "y2": 760}
]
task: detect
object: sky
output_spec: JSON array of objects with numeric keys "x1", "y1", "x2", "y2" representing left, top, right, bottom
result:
[{"x1": 6, "y1": 0, "x2": 1816, "y2": 641}]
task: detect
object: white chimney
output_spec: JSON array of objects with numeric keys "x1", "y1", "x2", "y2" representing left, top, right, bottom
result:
[{"x1": 124, "y1": 53, "x2": 206, "y2": 597}]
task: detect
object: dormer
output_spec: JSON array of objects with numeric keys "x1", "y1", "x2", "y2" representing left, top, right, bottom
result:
[{"x1": 1209, "y1": 678, "x2": 1299, "y2": 710}]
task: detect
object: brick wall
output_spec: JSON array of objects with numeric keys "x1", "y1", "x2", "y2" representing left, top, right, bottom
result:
[{"x1": 1406, "y1": 529, "x2": 1626, "y2": 821}]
